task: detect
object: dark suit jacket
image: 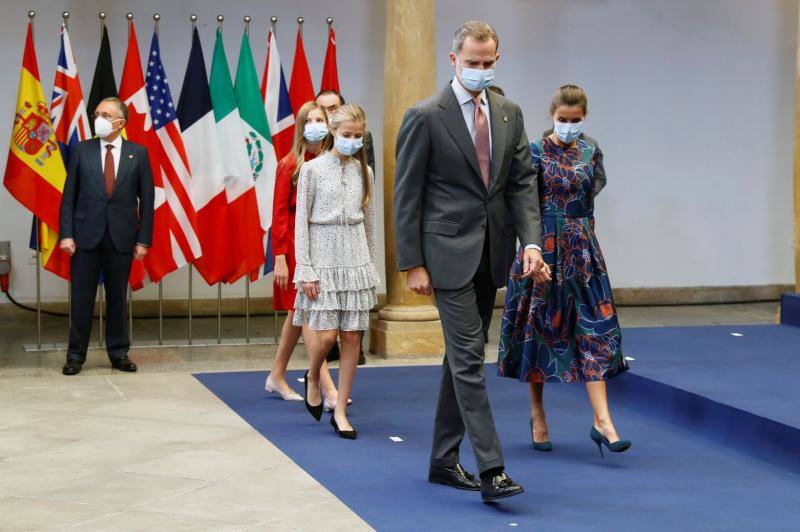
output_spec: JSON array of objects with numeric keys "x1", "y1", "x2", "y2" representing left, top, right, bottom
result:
[
  {"x1": 59, "y1": 138, "x2": 155, "y2": 253},
  {"x1": 394, "y1": 84, "x2": 542, "y2": 290}
]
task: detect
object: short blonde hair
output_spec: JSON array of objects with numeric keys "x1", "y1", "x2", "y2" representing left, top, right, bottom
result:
[{"x1": 452, "y1": 20, "x2": 499, "y2": 53}]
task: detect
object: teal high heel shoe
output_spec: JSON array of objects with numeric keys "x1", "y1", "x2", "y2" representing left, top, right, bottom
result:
[
  {"x1": 530, "y1": 418, "x2": 553, "y2": 452},
  {"x1": 590, "y1": 426, "x2": 631, "y2": 457}
]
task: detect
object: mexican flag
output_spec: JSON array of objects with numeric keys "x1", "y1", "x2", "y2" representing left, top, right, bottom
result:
[
  {"x1": 234, "y1": 29, "x2": 278, "y2": 279},
  {"x1": 209, "y1": 28, "x2": 264, "y2": 283}
]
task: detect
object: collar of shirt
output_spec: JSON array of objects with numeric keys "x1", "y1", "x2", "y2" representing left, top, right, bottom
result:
[
  {"x1": 100, "y1": 135, "x2": 123, "y2": 152},
  {"x1": 451, "y1": 77, "x2": 487, "y2": 107}
]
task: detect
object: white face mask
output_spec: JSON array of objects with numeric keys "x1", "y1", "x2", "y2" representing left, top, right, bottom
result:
[
  {"x1": 553, "y1": 120, "x2": 584, "y2": 144},
  {"x1": 94, "y1": 116, "x2": 115, "y2": 138},
  {"x1": 334, "y1": 135, "x2": 363, "y2": 157},
  {"x1": 456, "y1": 59, "x2": 495, "y2": 92},
  {"x1": 303, "y1": 122, "x2": 329, "y2": 143}
]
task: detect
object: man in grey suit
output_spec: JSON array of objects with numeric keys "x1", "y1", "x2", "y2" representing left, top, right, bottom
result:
[{"x1": 394, "y1": 20, "x2": 551, "y2": 502}]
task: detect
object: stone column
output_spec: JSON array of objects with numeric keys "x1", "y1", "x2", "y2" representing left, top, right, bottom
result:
[
  {"x1": 370, "y1": 0, "x2": 445, "y2": 357},
  {"x1": 795, "y1": 1, "x2": 800, "y2": 291}
]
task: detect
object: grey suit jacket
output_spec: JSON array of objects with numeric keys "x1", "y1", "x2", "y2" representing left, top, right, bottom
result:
[{"x1": 394, "y1": 84, "x2": 542, "y2": 290}]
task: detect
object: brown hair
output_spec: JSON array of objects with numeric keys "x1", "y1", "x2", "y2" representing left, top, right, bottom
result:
[
  {"x1": 327, "y1": 104, "x2": 372, "y2": 208},
  {"x1": 99, "y1": 96, "x2": 128, "y2": 121},
  {"x1": 452, "y1": 20, "x2": 499, "y2": 53},
  {"x1": 549, "y1": 84, "x2": 588, "y2": 116},
  {"x1": 290, "y1": 102, "x2": 331, "y2": 185}
]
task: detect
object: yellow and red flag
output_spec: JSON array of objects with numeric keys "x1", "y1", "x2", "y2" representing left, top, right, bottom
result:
[{"x1": 3, "y1": 22, "x2": 68, "y2": 279}]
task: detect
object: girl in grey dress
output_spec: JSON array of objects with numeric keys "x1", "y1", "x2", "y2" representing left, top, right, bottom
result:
[{"x1": 293, "y1": 104, "x2": 379, "y2": 439}]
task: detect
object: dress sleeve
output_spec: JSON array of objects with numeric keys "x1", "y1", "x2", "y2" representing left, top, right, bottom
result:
[
  {"x1": 293, "y1": 163, "x2": 318, "y2": 284},
  {"x1": 271, "y1": 156, "x2": 293, "y2": 257},
  {"x1": 592, "y1": 141, "x2": 607, "y2": 197},
  {"x1": 364, "y1": 166, "x2": 377, "y2": 265}
]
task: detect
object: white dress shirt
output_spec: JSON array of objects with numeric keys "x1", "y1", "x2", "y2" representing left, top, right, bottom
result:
[
  {"x1": 100, "y1": 135, "x2": 122, "y2": 177},
  {"x1": 451, "y1": 77, "x2": 541, "y2": 253},
  {"x1": 451, "y1": 77, "x2": 492, "y2": 157}
]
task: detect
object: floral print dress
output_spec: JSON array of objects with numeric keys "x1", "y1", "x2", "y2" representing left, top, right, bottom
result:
[{"x1": 497, "y1": 135, "x2": 628, "y2": 383}]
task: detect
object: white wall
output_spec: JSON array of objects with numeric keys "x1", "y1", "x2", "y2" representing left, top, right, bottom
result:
[{"x1": 0, "y1": 0, "x2": 796, "y2": 304}]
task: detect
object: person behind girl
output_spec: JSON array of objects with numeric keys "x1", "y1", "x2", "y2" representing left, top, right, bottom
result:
[
  {"x1": 294, "y1": 104, "x2": 379, "y2": 439},
  {"x1": 498, "y1": 85, "x2": 631, "y2": 456},
  {"x1": 265, "y1": 101, "x2": 343, "y2": 410}
]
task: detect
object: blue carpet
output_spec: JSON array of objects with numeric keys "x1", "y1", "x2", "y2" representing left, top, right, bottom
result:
[{"x1": 195, "y1": 325, "x2": 800, "y2": 531}]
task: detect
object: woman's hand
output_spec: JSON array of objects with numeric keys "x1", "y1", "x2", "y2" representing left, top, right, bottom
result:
[
  {"x1": 302, "y1": 281, "x2": 320, "y2": 301},
  {"x1": 274, "y1": 255, "x2": 289, "y2": 291}
]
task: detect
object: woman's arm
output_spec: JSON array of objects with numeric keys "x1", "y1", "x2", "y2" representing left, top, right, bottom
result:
[
  {"x1": 364, "y1": 166, "x2": 377, "y2": 266},
  {"x1": 293, "y1": 163, "x2": 318, "y2": 285},
  {"x1": 592, "y1": 141, "x2": 607, "y2": 197}
]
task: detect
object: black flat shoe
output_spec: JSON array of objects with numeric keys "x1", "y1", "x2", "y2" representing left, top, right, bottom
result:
[
  {"x1": 428, "y1": 464, "x2": 480, "y2": 491},
  {"x1": 481, "y1": 472, "x2": 524, "y2": 502},
  {"x1": 358, "y1": 348, "x2": 366, "y2": 366},
  {"x1": 62, "y1": 361, "x2": 82, "y2": 376},
  {"x1": 110, "y1": 357, "x2": 137, "y2": 372},
  {"x1": 330, "y1": 414, "x2": 357, "y2": 439},
  {"x1": 590, "y1": 426, "x2": 631, "y2": 458},
  {"x1": 529, "y1": 418, "x2": 552, "y2": 452},
  {"x1": 304, "y1": 371, "x2": 323, "y2": 421}
]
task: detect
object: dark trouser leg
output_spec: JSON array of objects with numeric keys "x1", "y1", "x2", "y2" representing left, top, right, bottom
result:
[
  {"x1": 101, "y1": 231, "x2": 133, "y2": 360},
  {"x1": 431, "y1": 278, "x2": 504, "y2": 475},
  {"x1": 475, "y1": 281, "x2": 497, "y2": 344},
  {"x1": 67, "y1": 244, "x2": 102, "y2": 363}
]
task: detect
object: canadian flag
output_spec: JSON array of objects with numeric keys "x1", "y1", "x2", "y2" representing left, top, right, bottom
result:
[
  {"x1": 320, "y1": 25, "x2": 340, "y2": 92},
  {"x1": 288, "y1": 27, "x2": 315, "y2": 116},
  {"x1": 119, "y1": 20, "x2": 199, "y2": 289}
]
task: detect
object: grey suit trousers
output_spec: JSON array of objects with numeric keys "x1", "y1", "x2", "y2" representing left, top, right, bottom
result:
[{"x1": 430, "y1": 244, "x2": 504, "y2": 474}]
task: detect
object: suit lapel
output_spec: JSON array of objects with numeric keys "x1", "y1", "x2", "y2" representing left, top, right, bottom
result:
[
  {"x1": 488, "y1": 92, "x2": 508, "y2": 192},
  {"x1": 112, "y1": 140, "x2": 133, "y2": 195},
  {"x1": 438, "y1": 86, "x2": 483, "y2": 185},
  {"x1": 88, "y1": 139, "x2": 105, "y2": 194}
]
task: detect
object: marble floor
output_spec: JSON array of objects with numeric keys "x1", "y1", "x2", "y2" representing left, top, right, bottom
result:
[{"x1": 0, "y1": 301, "x2": 779, "y2": 530}]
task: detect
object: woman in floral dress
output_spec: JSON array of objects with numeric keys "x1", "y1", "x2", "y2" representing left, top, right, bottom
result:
[{"x1": 498, "y1": 85, "x2": 631, "y2": 456}]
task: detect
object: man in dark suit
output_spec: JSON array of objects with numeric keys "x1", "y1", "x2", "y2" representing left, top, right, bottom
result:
[
  {"x1": 58, "y1": 97, "x2": 154, "y2": 376},
  {"x1": 394, "y1": 21, "x2": 551, "y2": 502}
]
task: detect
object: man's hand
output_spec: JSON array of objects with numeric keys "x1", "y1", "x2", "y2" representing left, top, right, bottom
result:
[
  {"x1": 406, "y1": 266, "x2": 433, "y2": 296},
  {"x1": 59, "y1": 238, "x2": 76, "y2": 257},
  {"x1": 134, "y1": 244, "x2": 148, "y2": 261},
  {"x1": 274, "y1": 255, "x2": 290, "y2": 291},
  {"x1": 302, "y1": 281, "x2": 320, "y2": 301},
  {"x1": 522, "y1": 248, "x2": 551, "y2": 284}
]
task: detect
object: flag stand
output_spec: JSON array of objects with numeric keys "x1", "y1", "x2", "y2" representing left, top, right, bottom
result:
[
  {"x1": 158, "y1": 281, "x2": 163, "y2": 345},
  {"x1": 217, "y1": 283, "x2": 222, "y2": 344}
]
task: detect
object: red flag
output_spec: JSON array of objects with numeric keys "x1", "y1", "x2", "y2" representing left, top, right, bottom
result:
[
  {"x1": 320, "y1": 26, "x2": 340, "y2": 92},
  {"x1": 288, "y1": 28, "x2": 315, "y2": 116},
  {"x1": 119, "y1": 21, "x2": 180, "y2": 289}
]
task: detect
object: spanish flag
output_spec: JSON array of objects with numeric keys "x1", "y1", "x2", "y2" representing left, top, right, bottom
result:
[{"x1": 3, "y1": 23, "x2": 68, "y2": 279}]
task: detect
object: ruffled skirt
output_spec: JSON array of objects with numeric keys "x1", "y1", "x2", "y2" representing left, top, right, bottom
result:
[{"x1": 293, "y1": 222, "x2": 380, "y2": 331}]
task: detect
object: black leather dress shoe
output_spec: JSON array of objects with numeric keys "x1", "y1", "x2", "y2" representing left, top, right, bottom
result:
[
  {"x1": 110, "y1": 356, "x2": 137, "y2": 372},
  {"x1": 62, "y1": 361, "x2": 82, "y2": 376},
  {"x1": 481, "y1": 472, "x2": 524, "y2": 502},
  {"x1": 428, "y1": 464, "x2": 480, "y2": 491}
]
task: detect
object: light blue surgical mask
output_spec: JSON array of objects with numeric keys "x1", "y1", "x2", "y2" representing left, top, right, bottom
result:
[
  {"x1": 553, "y1": 120, "x2": 584, "y2": 144},
  {"x1": 457, "y1": 59, "x2": 495, "y2": 92},
  {"x1": 334, "y1": 135, "x2": 363, "y2": 157},
  {"x1": 303, "y1": 122, "x2": 328, "y2": 143}
]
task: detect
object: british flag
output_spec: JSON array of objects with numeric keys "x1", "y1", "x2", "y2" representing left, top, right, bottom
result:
[
  {"x1": 144, "y1": 30, "x2": 201, "y2": 274},
  {"x1": 50, "y1": 24, "x2": 90, "y2": 163}
]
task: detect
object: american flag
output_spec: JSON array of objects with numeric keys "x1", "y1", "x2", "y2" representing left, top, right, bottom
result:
[{"x1": 145, "y1": 31, "x2": 201, "y2": 269}]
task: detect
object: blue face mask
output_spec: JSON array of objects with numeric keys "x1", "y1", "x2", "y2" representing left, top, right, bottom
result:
[
  {"x1": 334, "y1": 135, "x2": 363, "y2": 157},
  {"x1": 303, "y1": 122, "x2": 328, "y2": 143},
  {"x1": 553, "y1": 120, "x2": 584, "y2": 144},
  {"x1": 457, "y1": 59, "x2": 495, "y2": 92}
]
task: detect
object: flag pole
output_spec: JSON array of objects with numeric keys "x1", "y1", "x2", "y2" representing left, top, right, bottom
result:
[
  {"x1": 99, "y1": 12, "x2": 106, "y2": 42},
  {"x1": 128, "y1": 285, "x2": 133, "y2": 344},
  {"x1": 158, "y1": 282, "x2": 163, "y2": 345},
  {"x1": 99, "y1": 285, "x2": 104, "y2": 348},
  {"x1": 270, "y1": 15, "x2": 280, "y2": 343},
  {"x1": 216, "y1": 14, "x2": 224, "y2": 346},
  {"x1": 297, "y1": 16, "x2": 304, "y2": 37},
  {"x1": 271, "y1": 16, "x2": 277, "y2": 36},
  {"x1": 27, "y1": 11, "x2": 43, "y2": 350},
  {"x1": 244, "y1": 14, "x2": 252, "y2": 345},
  {"x1": 63, "y1": 11, "x2": 72, "y2": 331}
]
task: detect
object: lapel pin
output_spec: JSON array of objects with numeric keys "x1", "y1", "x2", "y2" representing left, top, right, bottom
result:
[
  {"x1": 128, "y1": 154, "x2": 134, "y2": 158},
  {"x1": 503, "y1": 115, "x2": 508, "y2": 122}
]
